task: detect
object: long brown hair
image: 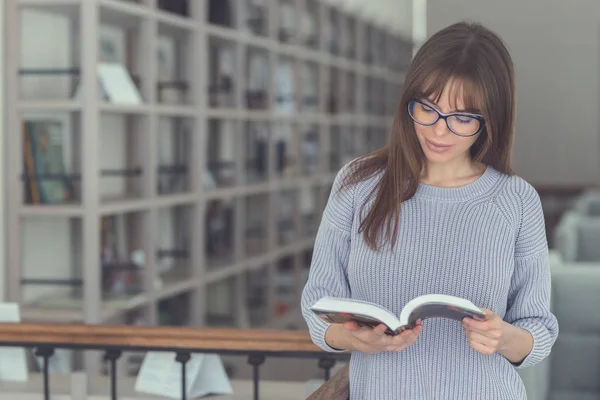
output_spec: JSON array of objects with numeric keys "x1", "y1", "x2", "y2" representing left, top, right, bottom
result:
[{"x1": 343, "y1": 21, "x2": 516, "y2": 250}]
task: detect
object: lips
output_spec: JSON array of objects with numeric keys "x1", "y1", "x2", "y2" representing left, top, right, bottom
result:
[{"x1": 425, "y1": 138, "x2": 453, "y2": 153}]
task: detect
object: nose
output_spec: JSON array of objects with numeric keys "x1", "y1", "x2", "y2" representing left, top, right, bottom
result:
[{"x1": 433, "y1": 117, "x2": 449, "y2": 137}]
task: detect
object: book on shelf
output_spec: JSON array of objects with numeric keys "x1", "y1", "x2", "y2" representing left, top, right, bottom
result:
[
  {"x1": 22, "y1": 118, "x2": 73, "y2": 205},
  {"x1": 310, "y1": 294, "x2": 486, "y2": 335}
]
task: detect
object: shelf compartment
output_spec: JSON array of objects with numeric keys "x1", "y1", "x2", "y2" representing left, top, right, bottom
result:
[
  {"x1": 327, "y1": 125, "x2": 342, "y2": 173},
  {"x1": 97, "y1": 10, "x2": 148, "y2": 104},
  {"x1": 341, "y1": 71, "x2": 357, "y2": 114},
  {"x1": 207, "y1": 0, "x2": 235, "y2": 30},
  {"x1": 241, "y1": 0, "x2": 268, "y2": 37},
  {"x1": 206, "y1": 276, "x2": 238, "y2": 327},
  {"x1": 244, "y1": 193, "x2": 270, "y2": 257},
  {"x1": 206, "y1": 119, "x2": 238, "y2": 189},
  {"x1": 277, "y1": 0, "x2": 297, "y2": 44},
  {"x1": 245, "y1": 266, "x2": 270, "y2": 328},
  {"x1": 277, "y1": 189, "x2": 298, "y2": 247},
  {"x1": 300, "y1": 61, "x2": 319, "y2": 113},
  {"x1": 299, "y1": 124, "x2": 319, "y2": 177},
  {"x1": 99, "y1": 113, "x2": 149, "y2": 203},
  {"x1": 274, "y1": 255, "x2": 296, "y2": 320},
  {"x1": 157, "y1": 116, "x2": 193, "y2": 196},
  {"x1": 205, "y1": 198, "x2": 238, "y2": 270},
  {"x1": 20, "y1": 215, "x2": 83, "y2": 309},
  {"x1": 245, "y1": 46, "x2": 270, "y2": 110},
  {"x1": 299, "y1": 0, "x2": 320, "y2": 49},
  {"x1": 385, "y1": 82, "x2": 402, "y2": 117},
  {"x1": 244, "y1": 121, "x2": 270, "y2": 185},
  {"x1": 207, "y1": 36, "x2": 237, "y2": 109},
  {"x1": 272, "y1": 122, "x2": 297, "y2": 179},
  {"x1": 18, "y1": 3, "x2": 81, "y2": 102},
  {"x1": 100, "y1": 211, "x2": 147, "y2": 301},
  {"x1": 155, "y1": 204, "x2": 193, "y2": 282},
  {"x1": 157, "y1": 20, "x2": 196, "y2": 105},
  {"x1": 341, "y1": 14, "x2": 357, "y2": 60},
  {"x1": 300, "y1": 185, "x2": 321, "y2": 238},
  {"x1": 273, "y1": 56, "x2": 296, "y2": 116},
  {"x1": 324, "y1": 5, "x2": 341, "y2": 56},
  {"x1": 326, "y1": 66, "x2": 341, "y2": 115}
]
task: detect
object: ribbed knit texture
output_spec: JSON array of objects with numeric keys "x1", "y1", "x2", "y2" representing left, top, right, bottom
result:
[{"x1": 301, "y1": 163, "x2": 559, "y2": 400}]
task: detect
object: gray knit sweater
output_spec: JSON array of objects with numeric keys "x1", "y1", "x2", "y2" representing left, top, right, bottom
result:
[{"x1": 301, "y1": 163, "x2": 559, "y2": 400}]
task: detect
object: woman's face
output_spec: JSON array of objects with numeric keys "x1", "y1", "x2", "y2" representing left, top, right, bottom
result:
[{"x1": 412, "y1": 83, "x2": 482, "y2": 167}]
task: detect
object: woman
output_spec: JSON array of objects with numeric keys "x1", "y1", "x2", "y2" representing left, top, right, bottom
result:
[{"x1": 301, "y1": 21, "x2": 558, "y2": 399}]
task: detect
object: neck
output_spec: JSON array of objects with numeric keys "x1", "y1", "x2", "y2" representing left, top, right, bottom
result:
[{"x1": 421, "y1": 157, "x2": 485, "y2": 187}]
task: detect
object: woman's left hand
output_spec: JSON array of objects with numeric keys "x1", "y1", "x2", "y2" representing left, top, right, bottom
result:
[{"x1": 462, "y1": 309, "x2": 507, "y2": 355}]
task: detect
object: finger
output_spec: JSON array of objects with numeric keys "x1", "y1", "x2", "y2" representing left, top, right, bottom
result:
[
  {"x1": 343, "y1": 321, "x2": 361, "y2": 331},
  {"x1": 373, "y1": 323, "x2": 389, "y2": 336},
  {"x1": 395, "y1": 325, "x2": 422, "y2": 345},
  {"x1": 463, "y1": 318, "x2": 497, "y2": 334},
  {"x1": 388, "y1": 327, "x2": 422, "y2": 351},
  {"x1": 468, "y1": 338, "x2": 496, "y2": 355},
  {"x1": 404, "y1": 324, "x2": 423, "y2": 341},
  {"x1": 467, "y1": 330, "x2": 499, "y2": 349}
]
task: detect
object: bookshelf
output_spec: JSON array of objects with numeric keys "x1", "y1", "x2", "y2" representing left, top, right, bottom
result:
[{"x1": 4, "y1": 0, "x2": 412, "y2": 377}]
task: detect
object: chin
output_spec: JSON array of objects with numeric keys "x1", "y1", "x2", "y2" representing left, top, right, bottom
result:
[{"x1": 420, "y1": 138, "x2": 458, "y2": 164}]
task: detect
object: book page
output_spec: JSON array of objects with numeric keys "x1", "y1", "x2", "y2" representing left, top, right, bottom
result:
[
  {"x1": 134, "y1": 351, "x2": 203, "y2": 399},
  {"x1": 97, "y1": 63, "x2": 143, "y2": 105},
  {"x1": 190, "y1": 354, "x2": 233, "y2": 398},
  {"x1": 0, "y1": 303, "x2": 28, "y2": 382}
]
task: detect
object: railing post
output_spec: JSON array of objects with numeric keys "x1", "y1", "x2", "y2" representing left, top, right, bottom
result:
[
  {"x1": 34, "y1": 347, "x2": 54, "y2": 400},
  {"x1": 176, "y1": 352, "x2": 191, "y2": 400},
  {"x1": 103, "y1": 349, "x2": 122, "y2": 400},
  {"x1": 318, "y1": 356, "x2": 336, "y2": 381},
  {"x1": 247, "y1": 353, "x2": 265, "y2": 400}
]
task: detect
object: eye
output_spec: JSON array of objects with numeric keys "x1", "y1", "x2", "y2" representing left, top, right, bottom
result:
[
  {"x1": 455, "y1": 116, "x2": 475, "y2": 124},
  {"x1": 419, "y1": 104, "x2": 434, "y2": 113}
]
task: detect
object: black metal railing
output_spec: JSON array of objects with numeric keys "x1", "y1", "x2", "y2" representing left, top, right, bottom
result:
[{"x1": 0, "y1": 323, "x2": 349, "y2": 400}]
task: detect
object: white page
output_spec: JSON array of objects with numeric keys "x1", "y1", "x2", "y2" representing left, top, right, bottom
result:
[
  {"x1": 97, "y1": 63, "x2": 143, "y2": 105},
  {"x1": 190, "y1": 354, "x2": 233, "y2": 398},
  {"x1": 0, "y1": 303, "x2": 28, "y2": 382},
  {"x1": 134, "y1": 351, "x2": 202, "y2": 399}
]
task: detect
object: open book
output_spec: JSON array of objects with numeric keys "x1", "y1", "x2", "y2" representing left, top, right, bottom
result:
[{"x1": 310, "y1": 294, "x2": 486, "y2": 335}]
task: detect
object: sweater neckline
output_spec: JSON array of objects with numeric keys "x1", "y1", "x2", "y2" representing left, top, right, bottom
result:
[{"x1": 414, "y1": 166, "x2": 500, "y2": 201}]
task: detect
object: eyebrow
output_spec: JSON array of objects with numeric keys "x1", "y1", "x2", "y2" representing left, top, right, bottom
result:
[{"x1": 423, "y1": 98, "x2": 481, "y2": 115}]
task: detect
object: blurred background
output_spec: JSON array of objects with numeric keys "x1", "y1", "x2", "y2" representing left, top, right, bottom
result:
[{"x1": 0, "y1": 0, "x2": 598, "y2": 399}]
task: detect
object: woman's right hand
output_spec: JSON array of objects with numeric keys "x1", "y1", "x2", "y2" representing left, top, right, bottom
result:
[{"x1": 326, "y1": 321, "x2": 423, "y2": 354}]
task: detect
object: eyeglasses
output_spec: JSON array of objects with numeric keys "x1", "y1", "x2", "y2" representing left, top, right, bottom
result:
[{"x1": 408, "y1": 99, "x2": 485, "y2": 137}]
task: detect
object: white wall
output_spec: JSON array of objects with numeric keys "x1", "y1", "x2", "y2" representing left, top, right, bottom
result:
[{"x1": 427, "y1": 0, "x2": 600, "y2": 185}]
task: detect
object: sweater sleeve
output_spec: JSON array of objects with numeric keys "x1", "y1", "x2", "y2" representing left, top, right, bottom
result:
[
  {"x1": 504, "y1": 183, "x2": 559, "y2": 369},
  {"x1": 300, "y1": 166, "x2": 355, "y2": 352}
]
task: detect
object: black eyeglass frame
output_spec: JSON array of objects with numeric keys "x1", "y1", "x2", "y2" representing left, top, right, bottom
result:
[{"x1": 407, "y1": 99, "x2": 486, "y2": 137}]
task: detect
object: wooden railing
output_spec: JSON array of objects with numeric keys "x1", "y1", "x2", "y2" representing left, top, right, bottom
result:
[{"x1": 0, "y1": 322, "x2": 350, "y2": 400}]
